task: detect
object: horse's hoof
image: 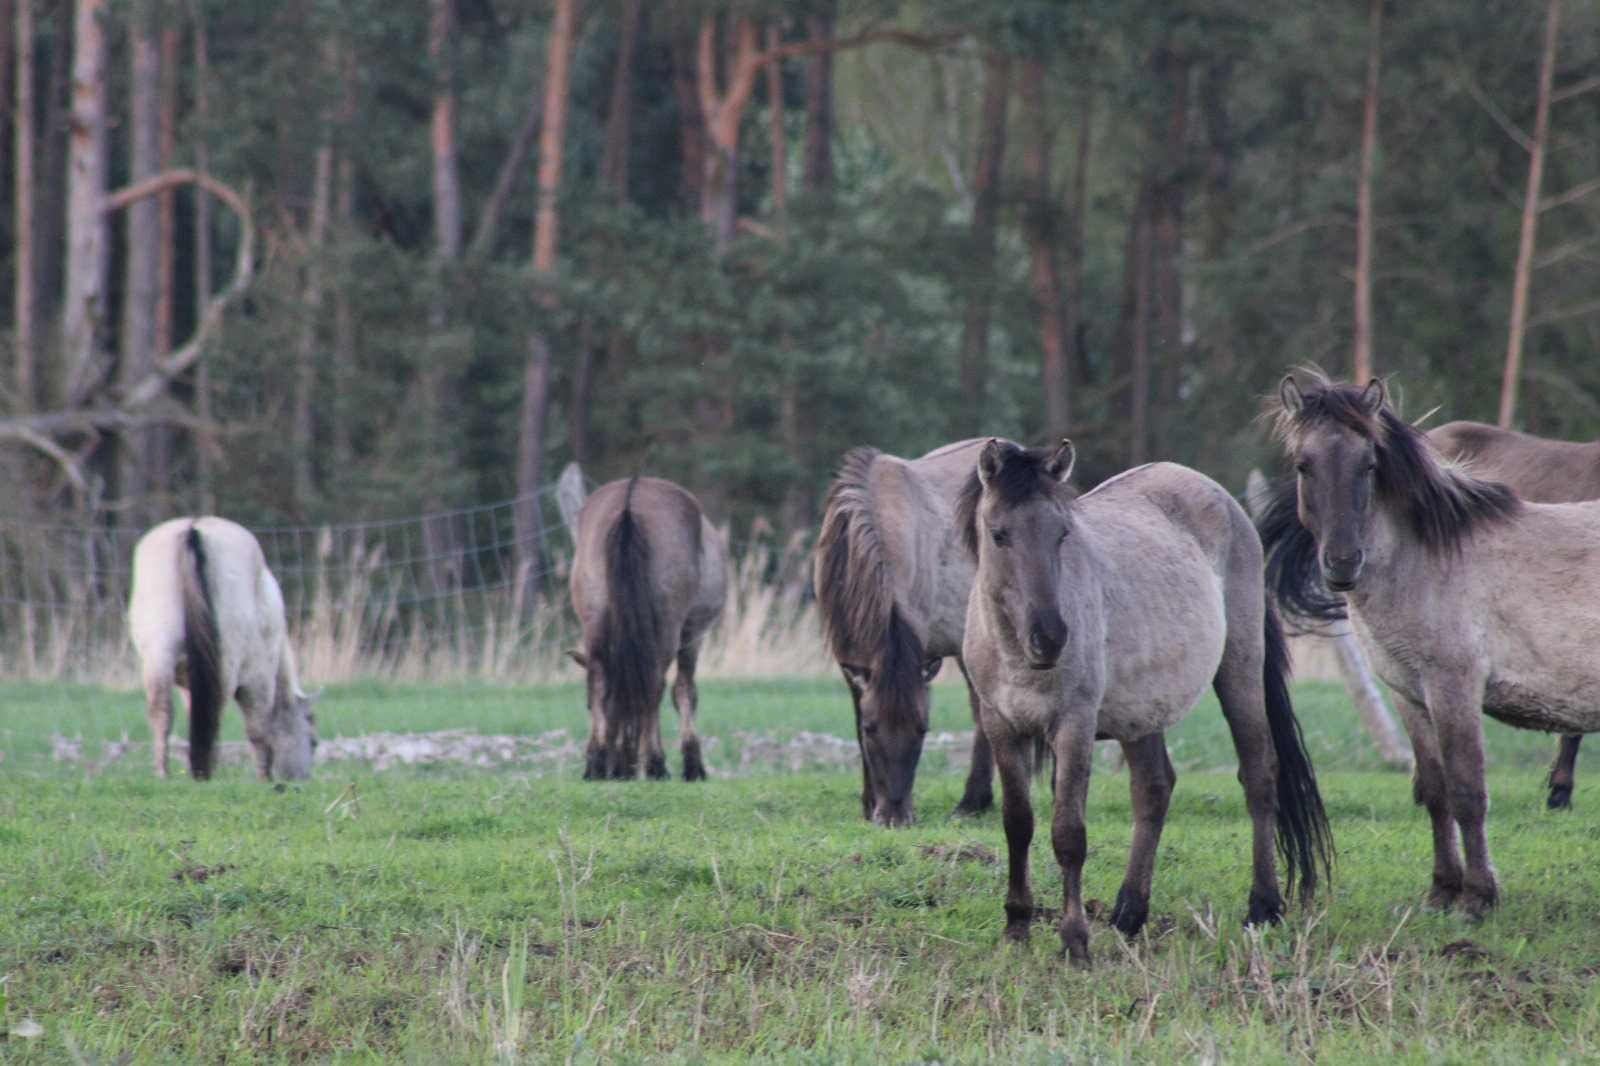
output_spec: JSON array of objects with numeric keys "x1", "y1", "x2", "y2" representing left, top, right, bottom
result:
[
  {"x1": 1111, "y1": 887, "x2": 1149, "y2": 938},
  {"x1": 1460, "y1": 882, "x2": 1499, "y2": 922},
  {"x1": 645, "y1": 754, "x2": 670, "y2": 780},
  {"x1": 1244, "y1": 888, "x2": 1285, "y2": 928},
  {"x1": 682, "y1": 742, "x2": 706, "y2": 781},
  {"x1": 1060, "y1": 919, "x2": 1092, "y2": 966},
  {"x1": 952, "y1": 795, "x2": 993, "y2": 816},
  {"x1": 1003, "y1": 923, "x2": 1031, "y2": 945},
  {"x1": 1547, "y1": 785, "x2": 1573, "y2": 810},
  {"x1": 583, "y1": 750, "x2": 607, "y2": 780},
  {"x1": 1424, "y1": 882, "x2": 1462, "y2": 912}
]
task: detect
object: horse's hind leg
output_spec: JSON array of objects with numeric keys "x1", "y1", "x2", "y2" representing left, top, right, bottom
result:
[
  {"x1": 1548, "y1": 735, "x2": 1582, "y2": 810},
  {"x1": 582, "y1": 663, "x2": 609, "y2": 780},
  {"x1": 144, "y1": 668, "x2": 175, "y2": 779},
  {"x1": 1111, "y1": 732, "x2": 1175, "y2": 940},
  {"x1": 673, "y1": 645, "x2": 706, "y2": 781},
  {"x1": 1393, "y1": 693, "x2": 1465, "y2": 909},
  {"x1": 1212, "y1": 657, "x2": 1285, "y2": 925},
  {"x1": 1049, "y1": 718, "x2": 1096, "y2": 966},
  {"x1": 954, "y1": 657, "x2": 994, "y2": 815},
  {"x1": 642, "y1": 689, "x2": 670, "y2": 780}
]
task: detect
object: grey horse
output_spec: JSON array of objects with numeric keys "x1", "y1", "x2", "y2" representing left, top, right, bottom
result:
[
  {"x1": 1260, "y1": 372, "x2": 1600, "y2": 918},
  {"x1": 568, "y1": 475, "x2": 727, "y2": 780},
  {"x1": 814, "y1": 439, "x2": 1004, "y2": 827},
  {"x1": 959, "y1": 439, "x2": 1331, "y2": 964},
  {"x1": 1427, "y1": 420, "x2": 1600, "y2": 809}
]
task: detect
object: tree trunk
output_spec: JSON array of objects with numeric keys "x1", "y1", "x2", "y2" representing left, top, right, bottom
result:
[
  {"x1": 597, "y1": 0, "x2": 640, "y2": 195},
  {"x1": 570, "y1": 0, "x2": 642, "y2": 465},
  {"x1": 423, "y1": 0, "x2": 460, "y2": 586},
  {"x1": 192, "y1": 11, "x2": 213, "y2": 510},
  {"x1": 0, "y1": 0, "x2": 12, "y2": 176},
  {"x1": 1353, "y1": 0, "x2": 1383, "y2": 386},
  {"x1": 669, "y1": 14, "x2": 705, "y2": 214},
  {"x1": 1066, "y1": 77, "x2": 1092, "y2": 389},
  {"x1": 1150, "y1": 47, "x2": 1189, "y2": 458},
  {"x1": 1018, "y1": 57, "x2": 1071, "y2": 441},
  {"x1": 14, "y1": 0, "x2": 36, "y2": 409},
  {"x1": 802, "y1": 1, "x2": 834, "y2": 194},
  {"x1": 119, "y1": 0, "x2": 162, "y2": 521},
  {"x1": 332, "y1": 49, "x2": 356, "y2": 474},
  {"x1": 1130, "y1": 201, "x2": 1152, "y2": 466},
  {"x1": 294, "y1": 72, "x2": 335, "y2": 517},
  {"x1": 516, "y1": 0, "x2": 578, "y2": 591},
  {"x1": 1500, "y1": 0, "x2": 1560, "y2": 428},
  {"x1": 35, "y1": 0, "x2": 69, "y2": 326},
  {"x1": 62, "y1": 0, "x2": 110, "y2": 404},
  {"x1": 957, "y1": 51, "x2": 1010, "y2": 432},
  {"x1": 765, "y1": 24, "x2": 786, "y2": 219},
  {"x1": 156, "y1": 25, "x2": 177, "y2": 357}
]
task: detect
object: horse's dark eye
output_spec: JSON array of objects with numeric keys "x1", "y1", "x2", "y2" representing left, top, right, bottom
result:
[
  {"x1": 862, "y1": 721, "x2": 879, "y2": 736},
  {"x1": 1057, "y1": 528, "x2": 1069, "y2": 545},
  {"x1": 1295, "y1": 461, "x2": 1311, "y2": 477},
  {"x1": 991, "y1": 527, "x2": 1010, "y2": 547}
]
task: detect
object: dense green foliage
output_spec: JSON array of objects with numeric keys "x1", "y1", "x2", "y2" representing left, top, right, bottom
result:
[
  {"x1": 6, "y1": 680, "x2": 1600, "y2": 1061},
  {"x1": 3, "y1": 2, "x2": 1599, "y2": 530}
]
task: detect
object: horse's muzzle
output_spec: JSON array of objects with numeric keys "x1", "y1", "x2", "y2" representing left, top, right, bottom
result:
[{"x1": 1322, "y1": 549, "x2": 1365, "y2": 592}]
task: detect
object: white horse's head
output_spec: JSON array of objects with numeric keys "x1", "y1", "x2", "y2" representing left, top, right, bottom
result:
[{"x1": 269, "y1": 688, "x2": 319, "y2": 780}]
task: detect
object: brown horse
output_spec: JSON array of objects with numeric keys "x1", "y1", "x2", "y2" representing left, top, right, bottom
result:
[
  {"x1": 568, "y1": 475, "x2": 727, "y2": 780},
  {"x1": 814, "y1": 439, "x2": 1000, "y2": 826},
  {"x1": 1427, "y1": 421, "x2": 1600, "y2": 809},
  {"x1": 959, "y1": 440, "x2": 1331, "y2": 963},
  {"x1": 1260, "y1": 373, "x2": 1600, "y2": 918}
]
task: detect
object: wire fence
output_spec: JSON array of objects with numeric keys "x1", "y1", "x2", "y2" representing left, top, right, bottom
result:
[
  {"x1": 0, "y1": 483, "x2": 830, "y2": 685},
  {"x1": 0, "y1": 487, "x2": 582, "y2": 683}
]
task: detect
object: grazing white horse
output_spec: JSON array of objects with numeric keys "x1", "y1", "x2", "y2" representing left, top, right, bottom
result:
[{"x1": 128, "y1": 517, "x2": 317, "y2": 780}]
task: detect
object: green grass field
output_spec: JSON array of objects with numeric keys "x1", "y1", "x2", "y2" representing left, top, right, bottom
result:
[{"x1": 5, "y1": 679, "x2": 1600, "y2": 1063}]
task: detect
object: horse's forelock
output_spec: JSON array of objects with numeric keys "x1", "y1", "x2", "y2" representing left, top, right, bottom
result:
[
  {"x1": 1276, "y1": 378, "x2": 1523, "y2": 556},
  {"x1": 956, "y1": 445, "x2": 1078, "y2": 559},
  {"x1": 874, "y1": 607, "x2": 928, "y2": 728}
]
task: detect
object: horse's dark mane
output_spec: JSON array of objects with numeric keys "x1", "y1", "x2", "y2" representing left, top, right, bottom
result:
[
  {"x1": 1256, "y1": 474, "x2": 1348, "y2": 629},
  {"x1": 1275, "y1": 376, "x2": 1522, "y2": 557},
  {"x1": 814, "y1": 448, "x2": 927, "y2": 727},
  {"x1": 955, "y1": 444, "x2": 1079, "y2": 558}
]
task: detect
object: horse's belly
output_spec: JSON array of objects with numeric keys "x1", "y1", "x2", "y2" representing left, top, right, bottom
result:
[
  {"x1": 1484, "y1": 678, "x2": 1600, "y2": 734},
  {"x1": 1096, "y1": 675, "x2": 1214, "y2": 743}
]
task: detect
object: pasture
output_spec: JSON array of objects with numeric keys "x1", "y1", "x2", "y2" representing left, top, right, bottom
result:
[{"x1": 4, "y1": 678, "x2": 1600, "y2": 1063}]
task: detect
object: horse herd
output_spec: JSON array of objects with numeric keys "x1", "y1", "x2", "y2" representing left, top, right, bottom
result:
[{"x1": 125, "y1": 370, "x2": 1600, "y2": 962}]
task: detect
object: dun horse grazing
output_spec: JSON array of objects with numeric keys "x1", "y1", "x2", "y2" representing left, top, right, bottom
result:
[
  {"x1": 1427, "y1": 420, "x2": 1600, "y2": 809},
  {"x1": 1260, "y1": 372, "x2": 1600, "y2": 918},
  {"x1": 814, "y1": 439, "x2": 1002, "y2": 827},
  {"x1": 959, "y1": 440, "x2": 1331, "y2": 963},
  {"x1": 567, "y1": 475, "x2": 726, "y2": 780},
  {"x1": 128, "y1": 517, "x2": 317, "y2": 781}
]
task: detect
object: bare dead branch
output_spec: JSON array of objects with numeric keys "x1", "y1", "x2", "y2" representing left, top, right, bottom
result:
[
  {"x1": 1540, "y1": 174, "x2": 1600, "y2": 213},
  {"x1": 1553, "y1": 74, "x2": 1600, "y2": 103},
  {"x1": 1458, "y1": 71, "x2": 1533, "y2": 153},
  {"x1": 1529, "y1": 296, "x2": 1600, "y2": 328}
]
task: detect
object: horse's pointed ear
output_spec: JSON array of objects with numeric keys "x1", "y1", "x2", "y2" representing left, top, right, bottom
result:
[
  {"x1": 566, "y1": 648, "x2": 588, "y2": 668},
  {"x1": 1361, "y1": 377, "x2": 1386, "y2": 414},
  {"x1": 978, "y1": 438, "x2": 1008, "y2": 487},
  {"x1": 1045, "y1": 439, "x2": 1076, "y2": 483},
  {"x1": 1279, "y1": 374, "x2": 1305, "y2": 414}
]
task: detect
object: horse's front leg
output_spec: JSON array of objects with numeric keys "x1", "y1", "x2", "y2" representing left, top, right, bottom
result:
[
  {"x1": 954, "y1": 657, "x2": 994, "y2": 815},
  {"x1": 990, "y1": 721, "x2": 1036, "y2": 944},
  {"x1": 1548, "y1": 735, "x2": 1582, "y2": 810},
  {"x1": 1050, "y1": 717, "x2": 1096, "y2": 965},
  {"x1": 1111, "y1": 732, "x2": 1174, "y2": 940},
  {"x1": 582, "y1": 664, "x2": 609, "y2": 781},
  {"x1": 1425, "y1": 677, "x2": 1498, "y2": 919},
  {"x1": 1392, "y1": 693, "x2": 1465, "y2": 908}
]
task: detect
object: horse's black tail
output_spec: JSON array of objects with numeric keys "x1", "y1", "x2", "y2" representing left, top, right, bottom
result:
[
  {"x1": 179, "y1": 526, "x2": 223, "y2": 780},
  {"x1": 601, "y1": 476, "x2": 661, "y2": 778},
  {"x1": 1263, "y1": 597, "x2": 1334, "y2": 902}
]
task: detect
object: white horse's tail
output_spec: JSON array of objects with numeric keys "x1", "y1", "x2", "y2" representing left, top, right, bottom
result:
[{"x1": 180, "y1": 525, "x2": 224, "y2": 780}]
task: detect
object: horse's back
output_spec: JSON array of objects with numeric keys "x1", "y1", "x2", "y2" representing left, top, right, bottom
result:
[
  {"x1": 1078, "y1": 464, "x2": 1256, "y2": 735},
  {"x1": 129, "y1": 516, "x2": 277, "y2": 682},
  {"x1": 1429, "y1": 421, "x2": 1600, "y2": 504},
  {"x1": 571, "y1": 477, "x2": 724, "y2": 646}
]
